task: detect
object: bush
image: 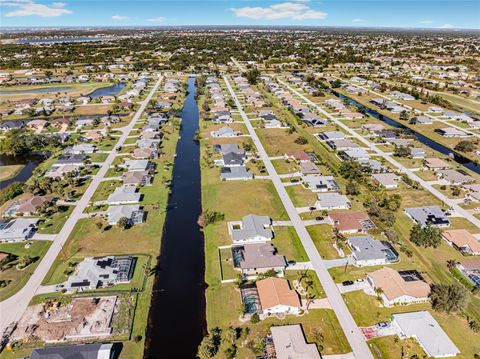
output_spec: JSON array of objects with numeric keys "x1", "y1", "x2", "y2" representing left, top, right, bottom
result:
[
  {"x1": 294, "y1": 136, "x2": 308, "y2": 145},
  {"x1": 250, "y1": 313, "x2": 260, "y2": 324},
  {"x1": 429, "y1": 283, "x2": 468, "y2": 313},
  {"x1": 410, "y1": 223, "x2": 442, "y2": 248},
  {"x1": 198, "y1": 210, "x2": 225, "y2": 227},
  {"x1": 454, "y1": 140, "x2": 476, "y2": 152}
]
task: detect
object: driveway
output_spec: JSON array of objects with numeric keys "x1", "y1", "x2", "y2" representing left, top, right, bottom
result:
[{"x1": 323, "y1": 257, "x2": 355, "y2": 269}]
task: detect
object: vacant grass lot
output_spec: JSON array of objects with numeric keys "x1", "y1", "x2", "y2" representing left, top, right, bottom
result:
[
  {"x1": 272, "y1": 226, "x2": 308, "y2": 262},
  {"x1": 0, "y1": 241, "x2": 51, "y2": 301}
]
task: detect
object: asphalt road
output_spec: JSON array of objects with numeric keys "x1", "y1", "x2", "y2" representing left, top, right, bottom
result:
[
  {"x1": 0, "y1": 76, "x2": 163, "y2": 334},
  {"x1": 224, "y1": 75, "x2": 374, "y2": 359}
]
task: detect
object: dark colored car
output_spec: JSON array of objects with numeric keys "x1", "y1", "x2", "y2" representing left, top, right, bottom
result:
[
  {"x1": 342, "y1": 280, "x2": 354, "y2": 286},
  {"x1": 315, "y1": 216, "x2": 324, "y2": 221}
]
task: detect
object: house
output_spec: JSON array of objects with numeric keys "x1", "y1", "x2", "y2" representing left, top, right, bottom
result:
[
  {"x1": 405, "y1": 206, "x2": 450, "y2": 227},
  {"x1": 367, "y1": 268, "x2": 430, "y2": 306},
  {"x1": 124, "y1": 159, "x2": 150, "y2": 172},
  {"x1": 45, "y1": 164, "x2": 81, "y2": 178},
  {"x1": 285, "y1": 151, "x2": 309, "y2": 162},
  {"x1": 456, "y1": 259, "x2": 480, "y2": 287},
  {"x1": 232, "y1": 243, "x2": 286, "y2": 275},
  {"x1": 122, "y1": 170, "x2": 152, "y2": 186},
  {"x1": 4, "y1": 195, "x2": 55, "y2": 216},
  {"x1": 349, "y1": 236, "x2": 397, "y2": 267},
  {"x1": 30, "y1": 343, "x2": 115, "y2": 359},
  {"x1": 424, "y1": 157, "x2": 450, "y2": 170},
  {"x1": 106, "y1": 186, "x2": 141, "y2": 204},
  {"x1": 362, "y1": 123, "x2": 385, "y2": 132},
  {"x1": 26, "y1": 119, "x2": 48, "y2": 130},
  {"x1": 132, "y1": 147, "x2": 158, "y2": 159},
  {"x1": 64, "y1": 256, "x2": 135, "y2": 291},
  {"x1": 211, "y1": 126, "x2": 240, "y2": 138},
  {"x1": 318, "y1": 131, "x2": 345, "y2": 141},
  {"x1": 219, "y1": 143, "x2": 245, "y2": 156},
  {"x1": 329, "y1": 211, "x2": 375, "y2": 234},
  {"x1": 315, "y1": 193, "x2": 351, "y2": 210},
  {"x1": 107, "y1": 205, "x2": 144, "y2": 225},
  {"x1": 264, "y1": 119, "x2": 283, "y2": 128},
  {"x1": 464, "y1": 184, "x2": 480, "y2": 202},
  {"x1": 442, "y1": 229, "x2": 480, "y2": 255},
  {"x1": 435, "y1": 127, "x2": 470, "y2": 138},
  {"x1": 302, "y1": 175, "x2": 339, "y2": 192},
  {"x1": 391, "y1": 91, "x2": 415, "y2": 101},
  {"x1": 300, "y1": 161, "x2": 320, "y2": 175},
  {"x1": 271, "y1": 325, "x2": 321, "y2": 359},
  {"x1": 67, "y1": 144, "x2": 96, "y2": 155},
  {"x1": 340, "y1": 148, "x2": 370, "y2": 162},
  {"x1": 136, "y1": 138, "x2": 160, "y2": 149},
  {"x1": 55, "y1": 154, "x2": 86, "y2": 167},
  {"x1": 372, "y1": 173, "x2": 400, "y2": 189},
  {"x1": 436, "y1": 169, "x2": 474, "y2": 185},
  {"x1": 392, "y1": 311, "x2": 460, "y2": 358},
  {"x1": 220, "y1": 166, "x2": 253, "y2": 181},
  {"x1": 410, "y1": 147, "x2": 426, "y2": 159},
  {"x1": 0, "y1": 218, "x2": 39, "y2": 242},
  {"x1": 222, "y1": 152, "x2": 245, "y2": 167},
  {"x1": 413, "y1": 116, "x2": 432, "y2": 125},
  {"x1": 256, "y1": 277, "x2": 301, "y2": 315},
  {"x1": 231, "y1": 214, "x2": 273, "y2": 243},
  {"x1": 327, "y1": 139, "x2": 359, "y2": 151}
]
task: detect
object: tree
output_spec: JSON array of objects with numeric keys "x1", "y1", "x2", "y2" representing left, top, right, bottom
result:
[
  {"x1": 346, "y1": 181, "x2": 360, "y2": 195},
  {"x1": 399, "y1": 110, "x2": 409, "y2": 121},
  {"x1": 429, "y1": 283, "x2": 467, "y2": 313},
  {"x1": 197, "y1": 334, "x2": 216, "y2": 359},
  {"x1": 331, "y1": 79, "x2": 341, "y2": 88},
  {"x1": 294, "y1": 136, "x2": 308, "y2": 145},
  {"x1": 469, "y1": 320, "x2": 480, "y2": 333},
  {"x1": 393, "y1": 146, "x2": 411, "y2": 158},
  {"x1": 250, "y1": 313, "x2": 260, "y2": 324},
  {"x1": 410, "y1": 223, "x2": 442, "y2": 248},
  {"x1": 339, "y1": 160, "x2": 363, "y2": 181},
  {"x1": 454, "y1": 140, "x2": 476, "y2": 153},
  {"x1": 244, "y1": 68, "x2": 260, "y2": 85},
  {"x1": 224, "y1": 326, "x2": 237, "y2": 345},
  {"x1": 118, "y1": 216, "x2": 130, "y2": 230}
]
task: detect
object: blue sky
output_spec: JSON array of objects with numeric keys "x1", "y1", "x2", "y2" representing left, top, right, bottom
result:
[{"x1": 1, "y1": 0, "x2": 479, "y2": 29}]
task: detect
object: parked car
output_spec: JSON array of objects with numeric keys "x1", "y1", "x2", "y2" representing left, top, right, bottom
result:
[
  {"x1": 309, "y1": 206, "x2": 316, "y2": 211},
  {"x1": 376, "y1": 322, "x2": 389, "y2": 328},
  {"x1": 291, "y1": 178, "x2": 299, "y2": 183},
  {"x1": 342, "y1": 280, "x2": 354, "y2": 286},
  {"x1": 315, "y1": 216, "x2": 324, "y2": 221}
]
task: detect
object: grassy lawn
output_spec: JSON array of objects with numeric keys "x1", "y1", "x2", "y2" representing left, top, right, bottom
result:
[
  {"x1": 36, "y1": 206, "x2": 74, "y2": 234},
  {"x1": 271, "y1": 158, "x2": 299, "y2": 174},
  {"x1": 369, "y1": 336, "x2": 425, "y2": 359},
  {"x1": 89, "y1": 152, "x2": 109, "y2": 162},
  {"x1": 219, "y1": 247, "x2": 237, "y2": 281},
  {"x1": 285, "y1": 185, "x2": 318, "y2": 207},
  {"x1": 285, "y1": 270, "x2": 325, "y2": 298},
  {"x1": 307, "y1": 224, "x2": 341, "y2": 260},
  {"x1": 91, "y1": 180, "x2": 121, "y2": 202},
  {"x1": 0, "y1": 164, "x2": 24, "y2": 181},
  {"x1": 0, "y1": 241, "x2": 51, "y2": 301},
  {"x1": 272, "y1": 226, "x2": 309, "y2": 262}
]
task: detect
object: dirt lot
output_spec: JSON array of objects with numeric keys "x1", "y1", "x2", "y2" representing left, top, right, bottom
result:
[{"x1": 12, "y1": 296, "x2": 117, "y2": 342}]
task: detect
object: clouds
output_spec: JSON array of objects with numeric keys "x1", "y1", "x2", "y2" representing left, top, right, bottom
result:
[
  {"x1": 2, "y1": 0, "x2": 72, "y2": 17},
  {"x1": 146, "y1": 16, "x2": 165, "y2": 22},
  {"x1": 231, "y1": 0, "x2": 327, "y2": 21},
  {"x1": 439, "y1": 23, "x2": 455, "y2": 29},
  {"x1": 112, "y1": 14, "x2": 129, "y2": 20},
  {"x1": 419, "y1": 20, "x2": 434, "y2": 24},
  {"x1": 352, "y1": 18, "x2": 366, "y2": 23}
]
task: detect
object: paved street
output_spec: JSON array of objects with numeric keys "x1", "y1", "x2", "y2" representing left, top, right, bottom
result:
[
  {"x1": 0, "y1": 76, "x2": 163, "y2": 334},
  {"x1": 278, "y1": 78, "x2": 480, "y2": 229},
  {"x1": 224, "y1": 75, "x2": 373, "y2": 359}
]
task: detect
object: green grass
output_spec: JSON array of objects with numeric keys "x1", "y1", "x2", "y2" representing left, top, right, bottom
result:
[
  {"x1": 91, "y1": 180, "x2": 121, "y2": 202},
  {"x1": 219, "y1": 247, "x2": 237, "y2": 281},
  {"x1": 273, "y1": 226, "x2": 309, "y2": 262},
  {"x1": 89, "y1": 153, "x2": 109, "y2": 162},
  {"x1": 36, "y1": 206, "x2": 74, "y2": 234},
  {"x1": 0, "y1": 241, "x2": 51, "y2": 301}
]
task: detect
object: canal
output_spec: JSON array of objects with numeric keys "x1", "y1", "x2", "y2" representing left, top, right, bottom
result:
[
  {"x1": 332, "y1": 91, "x2": 480, "y2": 175},
  {"x1": 0, "y1": 153, "x2": 47, "y2": 188},
  {"x1": 144, "y1": 76, "x2": 206, "y2": 358}
]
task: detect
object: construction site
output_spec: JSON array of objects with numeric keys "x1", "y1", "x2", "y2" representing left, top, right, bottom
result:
[{"x1": 11, "y1": 296, "x2": 120, "y2": 343}]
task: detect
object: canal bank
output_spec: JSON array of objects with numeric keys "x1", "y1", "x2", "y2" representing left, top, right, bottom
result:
[
  {"x1": 144, "y1": 76, "x2": 206, "y2": 358},
  {"x1": 332, "y1": 90, "x2": 480, "y2": 175}
]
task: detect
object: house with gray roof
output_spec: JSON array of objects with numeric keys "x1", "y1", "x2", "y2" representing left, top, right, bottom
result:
[
  {"x1": 318, "y1": 131, "x2": 345, "y2": 141},
  {"x1": 410, "y1": 147, "x2": 425, "y2": 159},
  {"x1": 123, "y1": 159, "x2": 151, "y2": 172},
  {"x1": 413, "y1": 116, "x2": 432, "y2": 125},
  {"x1": 436, "y1": 169, "x2": 474, "y2": 185},
  {"x1": 136, "y1": 138, "x2": 160, "y2": 149},
  {"x1": 107, "y1": 205, "x2": 144, "y2": 225},
  {"x1": 302, "y1": 175, "x2": 339, "y2": 192},
  {"x1": 315, "y1": 193, "x2": 351, "y2": 210},
  {"x1": 211, "y1": 126, "x2": 240, "y2": 138},
  {"x1": 0, "y1": 218, "x2": 39, "y2": 243},
  {"x1": 222, "y1": 151, "x2": 245, "y2": 167},
  {"x1": 327, "y1": 139, "x2": 359, "y2": 151},
  {"x1": 55, "y1": 154, "x2": 86, "y2": 166},
  {"x1": 220, "y1": 166, "x2": 253, "y2": 181},
  {"x1": 67, "y1": 143, "x2": 96, "y2": 154},
  {"x1": 372, "y1": 173, "x2": 400, "y2": 189},
  {"x1": 340, "y1": 148, "x2": 370, "y2": 161},
  {"x1": 219, "y1": 143, "x2": 245, "y2": 156},
  {"x1": 405, "y1": 206, "x2": 450, "y2": 228},
  {"x1": 271, "y1": 325, "x2": 321, "y2": 359},
  {"x1": 231, "y1": 214, "x2": 273, "y2": 243},
  {"x1": 63, "y1": 256, "x2": 135, "y2": 291},
  {"x1": 30, "y1": 343, "x2": 115, "y2": 359},
  {"x1": 348, "y1": 235, "x2": 398, "y2": 267},
  {"x1": 106, "y1": 186, "x2": 141, "y2": 204},
  {"x1": 392, "y1": 311, "x2": 460, "y2": 358},
  {"x1": 232, "y1": 243, "x2": 286, "y2": 275},
  {"x1": 359, "y1": 159, "x2": 388, "y2": 173}
]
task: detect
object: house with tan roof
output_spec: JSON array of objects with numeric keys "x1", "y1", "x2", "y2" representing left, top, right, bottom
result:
[
  {"x1": 328, "y1": 211, "x2": 375, "y2": 234},
  {"x1": 4, "y1": 195, "x2": 55, "y2": 216},
  {"x1": 424, "y1": 158, "x2": 449, "y2": 170},
  {"x1": 367, "y1": 267, "x2": 430, "y2": 307},
  {"x1": 442, "y1": 229, "x2": 480, "y2": 255},
  {"x1": 256, "y1": 277, "x2": 301, "y2": 316},
  {"x1": 285, "y1": 151, "x2": 310, "y2": 162}
]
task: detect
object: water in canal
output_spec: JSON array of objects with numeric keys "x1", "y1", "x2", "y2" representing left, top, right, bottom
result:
[
  {"x1": 332, "y1": 91, "x2": 480, "y2": 175},
  {"x1": 0, "y1": 153, "x2": 47, "y2": 188},
  {"x1": 88, "y1": 83, "x2": 126, "y2": 98},
  {"x1": 144, "y1": 76, "x2": 206, "y2": 358}
]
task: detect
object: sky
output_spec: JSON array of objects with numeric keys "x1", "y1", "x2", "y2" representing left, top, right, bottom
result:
[{"x1": 0, "y1": 0, "x2": 479, "y2": 29}]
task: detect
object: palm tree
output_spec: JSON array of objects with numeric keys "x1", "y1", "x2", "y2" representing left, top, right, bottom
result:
[{"x1": 446, "y1": 259, "x2": 456, "y2": 270}]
